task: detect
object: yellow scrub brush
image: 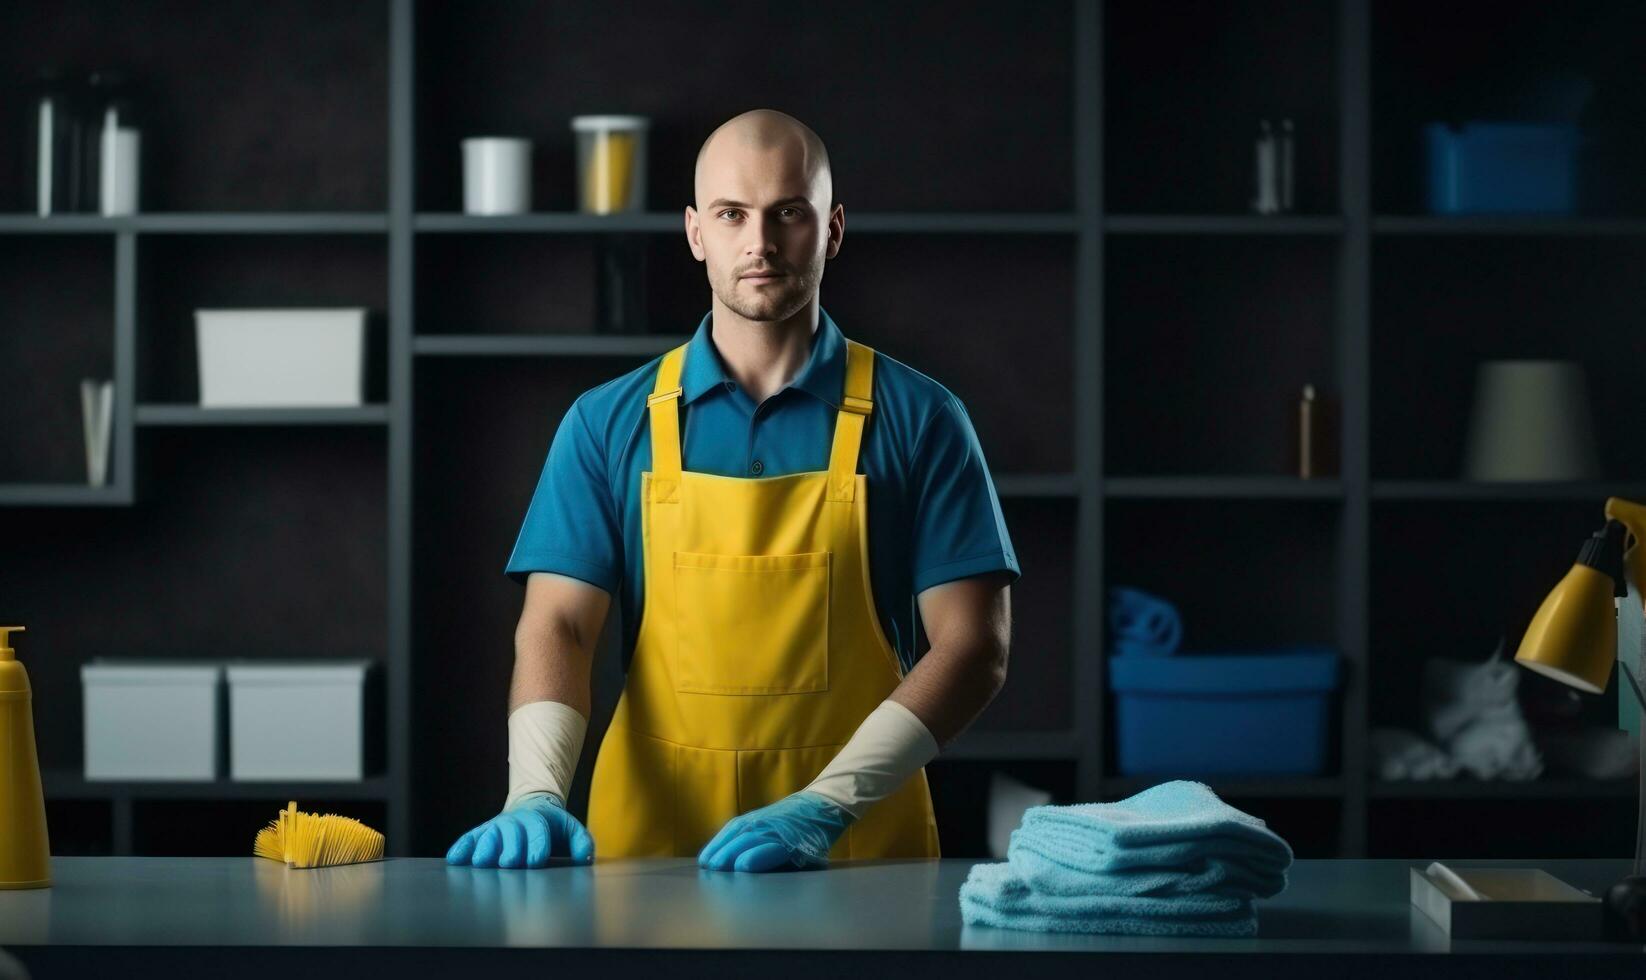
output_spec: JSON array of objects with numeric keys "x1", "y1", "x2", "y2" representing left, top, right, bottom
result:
[{"x1": 254, "y1": 801, "x2": 384, "y2": 868}]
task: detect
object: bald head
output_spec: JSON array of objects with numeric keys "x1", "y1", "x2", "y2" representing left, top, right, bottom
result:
[{"x1": 693, "y1": 109, "x2": 832, "y2": 211}]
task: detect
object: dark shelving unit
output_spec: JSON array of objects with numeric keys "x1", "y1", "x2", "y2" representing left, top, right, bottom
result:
[{"x1": 4, "y1": 0, "x2": 1643, "y2": 861}]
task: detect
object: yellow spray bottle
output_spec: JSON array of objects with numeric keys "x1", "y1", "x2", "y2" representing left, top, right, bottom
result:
[{"x1": 0, "y1": 626, "x2": 51, "y2": 888}]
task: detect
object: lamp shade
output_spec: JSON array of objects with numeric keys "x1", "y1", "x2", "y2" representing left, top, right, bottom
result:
[
  {"x1": 1515, "y1": 562, "x2": 1616, "y2": 693},
  {"x1": 1463, "y1": 360, "x2": 1602, "y2": 481}
]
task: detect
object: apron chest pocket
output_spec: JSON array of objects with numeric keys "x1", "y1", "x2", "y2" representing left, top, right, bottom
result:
[{"x1": 672, "y1": 550, "x2": 830, "y2": 695}]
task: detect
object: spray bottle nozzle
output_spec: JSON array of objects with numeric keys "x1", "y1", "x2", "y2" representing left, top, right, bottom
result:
[{"x1": 0, "y1": 626, "x2": 25, "y2": 661}]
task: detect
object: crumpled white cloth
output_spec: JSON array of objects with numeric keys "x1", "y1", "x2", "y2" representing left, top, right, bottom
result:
[
  {"x1": 1370, "y1": 644, "x2": 1544, "y2": 781},
  {"x1": 1370, "y1": 728, "x2": 1459, "y2": 781}
]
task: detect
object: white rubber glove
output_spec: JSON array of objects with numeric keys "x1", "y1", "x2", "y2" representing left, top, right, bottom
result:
[
  {"x1": 503, "y1": 699, "x2": 588, "y2": 812},
  {"x1": 802, "y1": 699, "x2": 940, "y2": 820}
]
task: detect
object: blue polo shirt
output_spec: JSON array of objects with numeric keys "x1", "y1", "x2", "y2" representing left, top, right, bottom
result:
[{"x1": 505, "y1": 307, "x2": 1021, "y2": 674}]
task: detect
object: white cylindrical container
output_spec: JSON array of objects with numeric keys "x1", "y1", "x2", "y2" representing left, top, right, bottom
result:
[
  {"x1": 1463, "y1": 359, "x2": 1602, "y2": 481},
  {"x1": 81, "y1": 660, "x2": 222, "y2": 781},
  {"x1": 572, "y1": 115, "x2": 648, "y2": 214},
  {"x1": 226, "y1": 660, "x2": 372, "y2": 781},
  {"x1": 99, "y1": 126, "x2": 140, "y2": 216},
  {"x1": 462, "y1": 137, "x2": 532, "y2": 215}
]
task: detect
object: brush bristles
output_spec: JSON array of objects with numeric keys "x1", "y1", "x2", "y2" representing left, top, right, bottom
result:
[{"x1": 253, "y1": 800, "x2": 385, "y2": 868}]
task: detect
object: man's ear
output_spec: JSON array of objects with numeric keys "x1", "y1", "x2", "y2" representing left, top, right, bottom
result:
[{"x1": 685, "y1": 206, "x2": 706, "y2": 261}]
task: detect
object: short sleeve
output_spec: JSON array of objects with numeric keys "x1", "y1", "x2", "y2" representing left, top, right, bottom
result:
[
  {"x1": 908, "y1": 392, "x2": 1022, "y2": 594},
  {"x1": 504, "y1": 394, "x2": 623, "y2": 593}
]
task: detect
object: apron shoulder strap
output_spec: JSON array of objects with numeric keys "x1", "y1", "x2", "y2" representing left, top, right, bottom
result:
[
  {"x1": 646, "y1": 343, "x2": 689, "y2": 491},
  {"x1": 827, "y1": 339, "x2": 875, "y2": 502}
]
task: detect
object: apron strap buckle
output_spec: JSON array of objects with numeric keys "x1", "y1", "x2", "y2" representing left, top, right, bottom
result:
[{"x1": 839, "y1": 394, "x2": 874, "y2": 416}]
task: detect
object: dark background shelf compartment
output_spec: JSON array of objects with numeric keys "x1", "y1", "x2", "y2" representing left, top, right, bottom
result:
[
  {"x1": 0, "y1": 236, "x2": 114, "y2": 483},
  {"x1": 925, "y1": 760, "x2": 1077, "y2": 860},
  {"x1": 1370, "y1": 236, "x2": 1646, "y2": 481},
  {"x1": 0, "y1": 0, "x2": 387, "y2": 212},
  {"x1": 1105, "y1": 0, "x2": 1339, "y2": 215},
  {"x1": 413, "y1": 0, "x2": 1073, "y2": 214},
  {"x1": 1368, "y1": 797, "x2": 1635, "y2": 858},
  {"x1": 5, "y1": 426, "x2": 387, "y2": 774},
  {"x1": 42, "y1": 800, "x2": 113, "y2": 857},
  {"x1": 1105, "y1": 499, "x2": 1341, "y2": 651},
  {"x1": 1105, "y1": 236, "x2": 1338, "y2": 477},
  {"x1": 415, "y1": 234, "x2": 604, "y2": 335},
  {"x1": 1370, "y1": 0, "x2": 1646, "y2": 217},
  {"x1": 821, "y1": 235, "x2": 1076, "y2": 476},
  {"x1": 411, "y1": 356, "x2": 630, "y2": 854},
  {"x1": 136, "y1": 235, "x2": 389, "y2": 405}
]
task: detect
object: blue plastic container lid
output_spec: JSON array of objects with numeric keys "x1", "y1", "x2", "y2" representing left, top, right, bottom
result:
[{"x1": 1109, "y1": 646, "x2": 1339, "y2": 695}]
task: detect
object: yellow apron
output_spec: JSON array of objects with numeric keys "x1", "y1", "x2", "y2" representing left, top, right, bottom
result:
[{"x1": 587, "y1": 335, "x2": 941, "y2": 861}]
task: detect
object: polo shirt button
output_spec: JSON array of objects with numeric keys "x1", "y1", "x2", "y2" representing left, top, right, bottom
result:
[{"x1": 751, "y1": 459, "x2": 764, "y2": 475}]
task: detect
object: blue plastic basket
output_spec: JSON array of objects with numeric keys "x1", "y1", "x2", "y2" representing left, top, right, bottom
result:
[
  {"x1": 1108, "y1": 646, "x2": 1339, "y2": 776},
  {"x1": 1424, "y1": 122, "x2": 1580, "y2": 215}
]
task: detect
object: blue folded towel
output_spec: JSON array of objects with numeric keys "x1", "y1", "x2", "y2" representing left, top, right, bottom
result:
[
  {"x1": 960, "y1": 862, "x2": 1258, "y2": 937},
  {"x1": 1107, "y1": 586, "x2": 1183, "y2": 657},
  {"x1": 1007, "y1": 835, "x2": 1287, "y2": 899},
  {"x1": 1013, "y1": 780, "x2": 1294, "y2": 877}
]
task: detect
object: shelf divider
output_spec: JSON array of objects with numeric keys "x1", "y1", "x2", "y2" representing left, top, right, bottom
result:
[
  {"x1": 44, "y1": 769, "x2": 393, "y2": 801},
  {"x1": 1103, "y1": 775, "x2": 1345, "y2": 798},
  {"x1": 1105, "y1": 214, "x2": 1344, "y2": 235},
  {"x1": 1372, "y1": 480, "x2": 1646, "y2": 502},
  {"x1": 941, "y1": 730, "x2": 1081, "y2": 761},
  {"x1": 0, "y1": 484, "x2": 134, "y2": 507},
  {"x1": 1373, "y1": 215, "x2": 1646, "y2": 236},
  {"x1": 1368, "y1": 778, "x2": 1638, "y2": 799},
  {"x1": 387, "y1": 0, "x2": 416, "y2": 858},
  {"x1": 414, "y1": 211, "x2": 1078, "y2": 234},
  {"x1": 1336, "y1": 0, "x2": 1373, "y2": 858},
  {"x1": 1106, "y1": 476, "x2": 1344, "y2": 500},
  {"x1": 414, "y1": 333, "x2": 689, "y2": 357},
  {"x1": 135, "y1": 405, "x2": 390, "y2": 426},
  {"x1": 0, "y1": 214, "x2": 388, "y2": 234},
  {"x1": 1076, "y1": 0, "x2": 1105, "y2": 805}
]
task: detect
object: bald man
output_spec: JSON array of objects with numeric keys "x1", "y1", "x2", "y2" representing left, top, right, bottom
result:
[{"x1": 447, "y1": 109, "x2": 1020, "y2": 872}]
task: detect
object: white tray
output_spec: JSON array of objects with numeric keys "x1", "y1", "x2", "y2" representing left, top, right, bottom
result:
[{"x1": 1409, "y1": 865, "x2": 1603, "y2": 940}]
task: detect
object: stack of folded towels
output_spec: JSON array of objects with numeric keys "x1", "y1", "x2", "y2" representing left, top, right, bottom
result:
[{"x1": 959, "y1": 780, "x2": 1294, "y2": 937}]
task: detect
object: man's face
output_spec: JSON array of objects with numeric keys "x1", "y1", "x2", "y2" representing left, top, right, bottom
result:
[{"x1": 689, "y1": 143, "x2": 835, "y2": 323}]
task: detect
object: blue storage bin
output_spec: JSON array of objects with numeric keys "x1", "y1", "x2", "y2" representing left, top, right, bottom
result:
[
  {"x1": 1109, "y1": 646, "x2": 1339, "y2": 776},
  {"x1": 1424, "y1": 122, "x2": 1580, "y2": 214}
]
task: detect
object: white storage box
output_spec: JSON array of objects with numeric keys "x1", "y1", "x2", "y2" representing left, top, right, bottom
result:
[
  {"x1": 195, "y1": 307, "x2": 366, "y2": 407},
  {"x1": 81, "y1": 660, "x2": 222, "y2": 781},
  {"x1": 226, "y1": 660, "x2": 372, "y2": 781}
]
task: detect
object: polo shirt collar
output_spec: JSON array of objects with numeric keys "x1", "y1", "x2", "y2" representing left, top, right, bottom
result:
[{"x1": 680, "y1": 307, "x2": 848, "y2": 409}]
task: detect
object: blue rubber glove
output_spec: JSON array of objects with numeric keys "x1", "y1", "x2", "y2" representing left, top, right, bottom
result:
[
  {"x1": 445, "y1": 793, "x2": 595, "y2": 868},
  {"x1": 697, "y1": 790, "x2": 854, "y2": 872}
]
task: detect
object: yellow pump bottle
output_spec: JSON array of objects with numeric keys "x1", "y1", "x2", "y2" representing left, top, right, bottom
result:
[{"x1": 0, "y1": 626, "x2": 51, "y2": 888}]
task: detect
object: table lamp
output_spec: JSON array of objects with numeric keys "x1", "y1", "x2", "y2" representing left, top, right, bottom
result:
[{"x1": 1514, "y1": 496, "x2": 1646, "y2": 939}]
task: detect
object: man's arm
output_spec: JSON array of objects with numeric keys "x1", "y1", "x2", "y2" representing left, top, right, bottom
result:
[
  {"x1": 510, "y1": 571, "x2": 611, "y2": 718},
  {"x1": 796, "y1": 571, "x2": 1011, "y2": 820},
  {"x1": 889, "y1": 571, "x2": 1012, "y2": 747},
  {"x1": 502, "y1": 571, "x2": 611, "y2": 811}
]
